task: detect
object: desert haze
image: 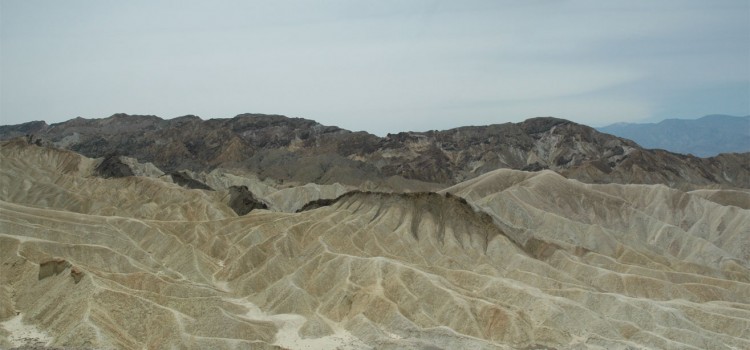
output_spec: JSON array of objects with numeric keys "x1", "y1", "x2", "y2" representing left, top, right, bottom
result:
[{"x1": 0, "y1": 115, "x2": 749, "y2": 349}]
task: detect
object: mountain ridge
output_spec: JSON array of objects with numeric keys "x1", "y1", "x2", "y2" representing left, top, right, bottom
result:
[
  {"x1": 598, "y1": 114, "x2": 750, "y2": 157},
  {"x1": 1, "y1": 113, "x2": 749, "y2": 190}
]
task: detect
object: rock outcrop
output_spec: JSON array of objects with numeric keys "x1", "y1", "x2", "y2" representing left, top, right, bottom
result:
[
  {"x1": 227, "y1": 185, "x2": 268, "y2": 215},
  {"x1": 94, "y1": 155, "x2": 135, "y2": 178},
  {"x1": 37, "y1": 259, "x2": 71, "y2": 281}
]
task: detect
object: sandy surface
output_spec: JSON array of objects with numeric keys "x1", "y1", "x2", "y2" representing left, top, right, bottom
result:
[
  {"x1": 273, "y1": 314, "x2": 368, "y2": 350},
  {"x1": 1, "y1": 314, "x2": 53, "y2": 348},
  {"x1": 225, "y1": 297, "x2": 370, "y2": 350}
]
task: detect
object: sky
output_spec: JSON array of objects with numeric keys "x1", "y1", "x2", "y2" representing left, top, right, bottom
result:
[{"x1": 1, "y1": 0, "x2": 749, "y2": 135}]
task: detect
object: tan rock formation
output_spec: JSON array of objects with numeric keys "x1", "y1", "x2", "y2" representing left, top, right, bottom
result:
[{"x1": 1, "y1": 141, "x2": 748, "y2": 349}]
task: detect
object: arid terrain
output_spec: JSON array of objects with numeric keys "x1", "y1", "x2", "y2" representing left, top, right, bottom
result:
[
  {"x1": 2, "y1": 114, "x2": 748, "y2": 190},
  {"x1": 0, "y1": 115, "x2": 749, "y2": 349}
]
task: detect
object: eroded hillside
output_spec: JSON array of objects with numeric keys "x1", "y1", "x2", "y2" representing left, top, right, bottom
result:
[{"x1": 1, "y1": 141, "x2": 749, "y2": 349}]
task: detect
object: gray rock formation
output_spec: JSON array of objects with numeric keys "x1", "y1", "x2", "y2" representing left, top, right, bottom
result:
[
  {"x1": 2, "y1": 113, "x2": 748, "y2": 189},
  {"x1": 93, "y1": 155, "x2": 134, "y2": 178},
  {"x1": 227, "y1": 185, "x2": 268, "y2": 215}
]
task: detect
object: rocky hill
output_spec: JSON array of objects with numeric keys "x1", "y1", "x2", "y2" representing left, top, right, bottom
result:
[{"x1": 2, "y1": 113, "x2": 748, "y2": 190}]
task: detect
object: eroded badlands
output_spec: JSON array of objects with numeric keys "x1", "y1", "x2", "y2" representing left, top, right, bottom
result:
[{"x1": 1, "y1": 141, "x2": 748, "y2": 349}]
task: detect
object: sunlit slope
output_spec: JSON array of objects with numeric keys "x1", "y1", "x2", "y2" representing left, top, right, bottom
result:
[
  {"x1": 689, "y1": 188, "x2": 750, "y2": 209},
  {"x1": 443, "y1": 169, "x2": 749, "y2": 273},
  {"x1": 0, "y1": 140, "x2": 236, "y2": 221},
  {"x1": 1, "y1": 142, "x2": 749, "y2": 349},
  {"x1": 0, "y1": 200, "x2": 284, "y2": 349}
]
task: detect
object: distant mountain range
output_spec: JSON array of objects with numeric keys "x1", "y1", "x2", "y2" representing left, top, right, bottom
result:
[
  {"x1": 598, "y1": 115, "x2": 750, "y2": 157},
  {"x1": 1, "y1": 113, "x2": 749, "y2": 190}
]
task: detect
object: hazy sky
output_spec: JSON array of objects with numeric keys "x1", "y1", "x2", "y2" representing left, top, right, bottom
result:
[{"x1": 1, "y1": 0, "x2": 749, "y2": 135}]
